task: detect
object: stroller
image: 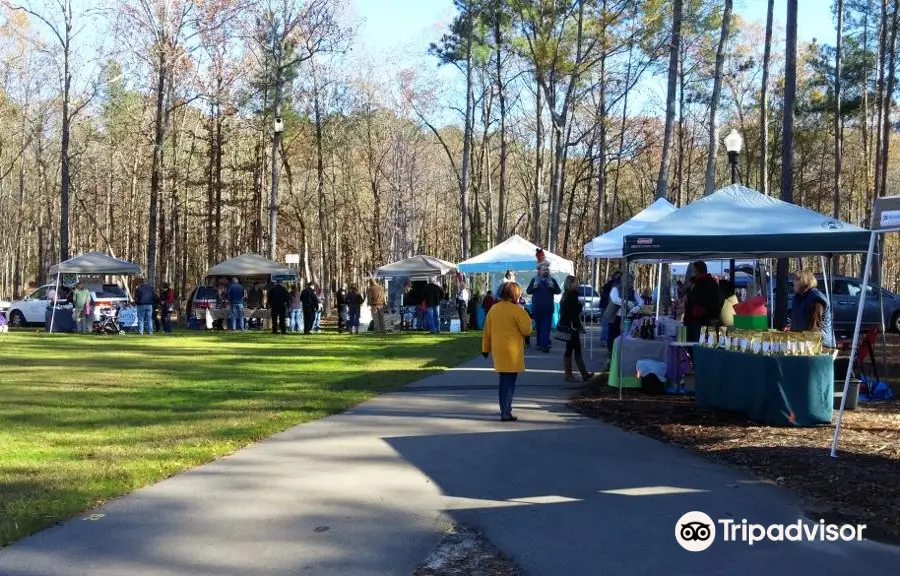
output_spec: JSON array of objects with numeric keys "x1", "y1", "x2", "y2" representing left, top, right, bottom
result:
[{"x1": 93, "y1": 305, "x2": 123, "y2": 335}]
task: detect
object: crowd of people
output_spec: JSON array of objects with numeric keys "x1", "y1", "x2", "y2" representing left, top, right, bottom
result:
[{"x1": 204, "y1": 277, "x2": 387, "y2": 336}]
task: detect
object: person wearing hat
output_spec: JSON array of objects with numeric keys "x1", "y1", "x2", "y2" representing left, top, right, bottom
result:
[
  {"x1": 72, "y1": 281, "x2": 93, "y2": 334},
  {"x1": 526, "y1": 259, "x2": 561, "y2": 353},
  {"x1": 267, "y1": 279, "x2": 290, "y2": 335}
]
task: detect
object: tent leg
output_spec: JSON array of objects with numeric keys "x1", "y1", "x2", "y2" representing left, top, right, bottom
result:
[
  {"x1": 831, "y1": 231, "x2": 877, "y2": 457},
  {"x1": 49, "y1": 272, "x2": 61, "y2": 334},
  {"x1": 820, "y1": 256, "x2": 835, "y2": 346},
  {"x1": 618, "y1": 263, "x2": 630, "y2": 401},
  {"x1": 654, "y1": 263, "x2": 662, "y2": 320}
]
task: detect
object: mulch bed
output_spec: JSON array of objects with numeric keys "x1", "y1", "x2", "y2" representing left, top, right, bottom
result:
[
  {"x1": 569, "y1": 335, "x2": 900, "y2": 545},
  {"x1": 414, "y1": 525, "x2": 523, "y2": 576}
]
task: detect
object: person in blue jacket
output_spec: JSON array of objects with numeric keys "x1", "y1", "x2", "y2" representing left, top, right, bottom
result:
[{"x1": 526, "y1": 261, "x2": 561, "y2": 353}]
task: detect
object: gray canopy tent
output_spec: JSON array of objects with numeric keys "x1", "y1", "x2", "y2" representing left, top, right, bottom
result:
[
  {"x1": 615, "y1": 184, "x2": 871, "y2": 399},
  {"x1": 48, "y1": 252, "x2": 142, "y2": 333},
  {"x1": 375, "y1": 255, "x2": 457, "y2": 280},
  {"x1": 205, "y1": 253, "x2": 296, "y2": 280}
]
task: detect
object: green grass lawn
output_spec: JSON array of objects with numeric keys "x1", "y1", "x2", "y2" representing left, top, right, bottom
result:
[{"x1": 0, "y1": 329, "x2": 480, "y2": 546}]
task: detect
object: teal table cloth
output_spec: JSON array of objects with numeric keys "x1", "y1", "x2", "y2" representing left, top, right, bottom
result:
[{"x1": 692, "y1": 346, "x2": 834, "y2": 426}]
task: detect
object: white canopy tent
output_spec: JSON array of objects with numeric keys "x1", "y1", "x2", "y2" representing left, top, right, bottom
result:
[
  {"x1": 376, "y1": 255, "x2": 457, "y2": 280},
  {"x1": 458, "y1": 234, "x2": 574, "y2": 275},
  {"x1": 583, "y1": 198, "x2": 677, "y2": 259},
  {"x1": 583, "y1": 198, "x2": 676, "y2": 359},
  {"x1": 206, "y1": 253, "x2": 296, "y2": 279},
  {"x1": 48, "y1": 252, "x2": 142, "y2": 333}
]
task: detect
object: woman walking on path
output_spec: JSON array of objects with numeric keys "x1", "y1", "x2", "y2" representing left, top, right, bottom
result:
[
  {"x1": 559, "y1": 276, "x2": 595, "y2": 383},
  {"x1": 290, "y1": 285, "x2": 303, "y2": 333},
  {"x1": 482, "y1": 282, "x2": 533, "y2": 422}
]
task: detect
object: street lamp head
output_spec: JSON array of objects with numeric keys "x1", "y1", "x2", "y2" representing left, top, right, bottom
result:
[{"x1": 724, "y1": 128, "x2": 743, "y2": 154}]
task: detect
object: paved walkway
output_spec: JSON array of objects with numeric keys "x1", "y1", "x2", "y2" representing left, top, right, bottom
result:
[{"x1": 2, "y1": 346, "x2": 899, "y2": 575}]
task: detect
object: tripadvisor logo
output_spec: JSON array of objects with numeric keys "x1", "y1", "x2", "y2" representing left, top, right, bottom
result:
[{"x1": 675, "y1": 511, "x2": 867, "y2": 551}]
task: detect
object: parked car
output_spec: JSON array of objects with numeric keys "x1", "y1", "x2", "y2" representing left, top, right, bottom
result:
[
  {"x1": 6, "y1": 282, "x2": 129, "y2": 328},
  {"x1": 786, "y1": 275, "x2": 900, "y2": 335},
  {"x1": 578, "y1": 284, "x2": 602, "y2": 320},
  {"x1": 185, "y1": 286, "x2": 222, "y2": 322}
]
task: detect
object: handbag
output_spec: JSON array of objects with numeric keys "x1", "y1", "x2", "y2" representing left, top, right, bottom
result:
[{"x1": 552, "y1": 324, "x2": 574, "y2": 342}]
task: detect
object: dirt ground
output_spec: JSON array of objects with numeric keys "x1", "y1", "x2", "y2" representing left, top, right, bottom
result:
[{"x1": 570, "y1": 335, "x2": 900, "y2": 545}]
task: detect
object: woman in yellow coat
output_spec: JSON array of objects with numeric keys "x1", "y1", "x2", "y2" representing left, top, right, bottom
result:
[{"x1": 482, "y1": 282, "x2": 534, "y2": 421}]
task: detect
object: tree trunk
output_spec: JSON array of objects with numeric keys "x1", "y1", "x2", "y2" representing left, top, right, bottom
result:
[
  {"x1": 775, "y1": 0, "x2": 798, "y2": 330},
  {"x1": 861, "y1": 0, "x2": 874, "y2": 222},
  {"x1": 675, "y1": 43, "x2": 686, "y2": 206},
  {"x1": 215, "y1": 89, "x2": 224, "y2": 261},
  {"x1": 59, "y1": 24, "x2": 72, "y2": 262},
  {"x1": 206, "y1": 108, "x2": 216, "y2": 266},
  {"x1": 595, "y1": 53, "x2": 607, "y2": 236},
  {"x1": 532, "y1": 81, "x2": 543, "y2": 244},
  {"x1": 147, "y1": 50, "x2": 168, "y2": 283},
  {"x1": 269, "y1": 73, "x2": 283, "y2": 261},
  {"x1": 313, "y1": 72, "x2": 331, "y2": 313},
  {"x1": 878, "y1": 0, "x2": 898, "y2": 198},
  {"x1": 495, "y1": 10, "x2": 508, "y2": 244},
  {"x1": 873, "y1": 0, "x2": 888, "y2": 202},
  {"x1": 834, "y1": 0, "x2": 844, "y2": 219},
  {"x1": 459, "y1": 5, "x2": 475, "y2": 259},
  {"x1": 703, "y1": 0, "x2": 733, "y2": 195},
  {"x1": 655, "y1": 0, "x2": 683, "y2": 200},
  {"x1": 760, "y1": 0, "x2": 774, "y2": 195}
]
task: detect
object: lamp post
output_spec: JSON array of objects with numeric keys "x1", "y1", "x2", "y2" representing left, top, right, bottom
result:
[{"x1": 724, "y1": 128, "x2": 744, "y2": 285}]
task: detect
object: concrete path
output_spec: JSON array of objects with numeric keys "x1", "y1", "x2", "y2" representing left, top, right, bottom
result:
[{"x1": 2, "y1": 345, "x2": 898, "y2": 575}]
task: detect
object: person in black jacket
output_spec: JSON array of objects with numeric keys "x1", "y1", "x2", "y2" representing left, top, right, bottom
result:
[
  {"x1": 336, "y1": 285, "x2": 348, "y2": 333},
  {"x1": 559, "y1": 276, "x2": 594, "y2": 383},
  {"x1": 684, "y1": 261, "x2": 722, "y2": 344},
  {"x1": 423, "y1": 279, "x2": 445, "y2": 334},
  {"x1": 267, "y1": 280, "x2": 290, "y2": 335},
  {"x1": 300, "y1": 282, "x2": 319, "y2": 335}
]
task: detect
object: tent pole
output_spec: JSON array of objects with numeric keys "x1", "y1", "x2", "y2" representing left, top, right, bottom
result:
[
  {"x1": 831, "y1": 231, "x2": 877, "y2": 457},
  {"x1": 820, "y1": 256, "x2": 835, "y2": 346},
  {"x1": 618, "y1": 262, "x2": 630, "y2": 401},
  {"x1": 654, "y1": 263, "x2": 662, "y2": 321},
  {"x1": 49, "y1": 272, "x2": 61, "y2": 333},
  {"x1": 877, "y1": 239, "x2": 887, "y2": 346}
]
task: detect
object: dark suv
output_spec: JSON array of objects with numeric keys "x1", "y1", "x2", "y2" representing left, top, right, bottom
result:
[{"x1": 787, "y1": 275, "x2": 900, "y2": 335}]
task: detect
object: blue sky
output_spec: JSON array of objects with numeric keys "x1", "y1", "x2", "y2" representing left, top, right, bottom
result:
[{"x1": 351, "y1": 0, "x2": 836, "y2": 65}]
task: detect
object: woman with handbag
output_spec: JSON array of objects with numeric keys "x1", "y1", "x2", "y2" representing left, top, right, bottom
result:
[{"x1": 558, "y1": 276, "x2": 594, "y2": 383}]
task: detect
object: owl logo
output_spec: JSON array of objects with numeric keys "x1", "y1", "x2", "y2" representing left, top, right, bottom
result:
[{"x1": 675, "y1": 511, "x2": 716, "y2": 551}]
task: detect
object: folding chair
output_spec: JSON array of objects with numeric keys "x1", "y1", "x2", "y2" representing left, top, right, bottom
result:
[{"x1": 837, "y1": 327, "x2": 880, "y2": 392}]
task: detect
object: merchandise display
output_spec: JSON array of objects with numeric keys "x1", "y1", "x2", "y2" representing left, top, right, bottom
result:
[{"x1": 698, "y1": 326, "x2": 825, "y2": 356}]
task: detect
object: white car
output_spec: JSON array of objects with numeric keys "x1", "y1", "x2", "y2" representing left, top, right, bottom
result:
[{"x1": 6, "y1": 283, "x2": 130, "y2": 328}]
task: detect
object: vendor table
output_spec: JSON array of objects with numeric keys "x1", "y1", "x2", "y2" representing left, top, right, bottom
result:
[
  {"x1": 608, "y1": 336, "x2": 669, "y2": 389},
  {"x1": 195, "y1": 308, "x2": 270, "y2": 321},
  {"x1": 45, "y1": 307, "x2": 75, "y2": 332},
  {"x1": 692, "y1": 346, "x2": 834, "y2": 426}
]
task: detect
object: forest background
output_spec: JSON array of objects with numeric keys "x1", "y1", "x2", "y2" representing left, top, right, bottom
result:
[{"x1": 0, "y1": 0, "x2": 897, "y2": 320}]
